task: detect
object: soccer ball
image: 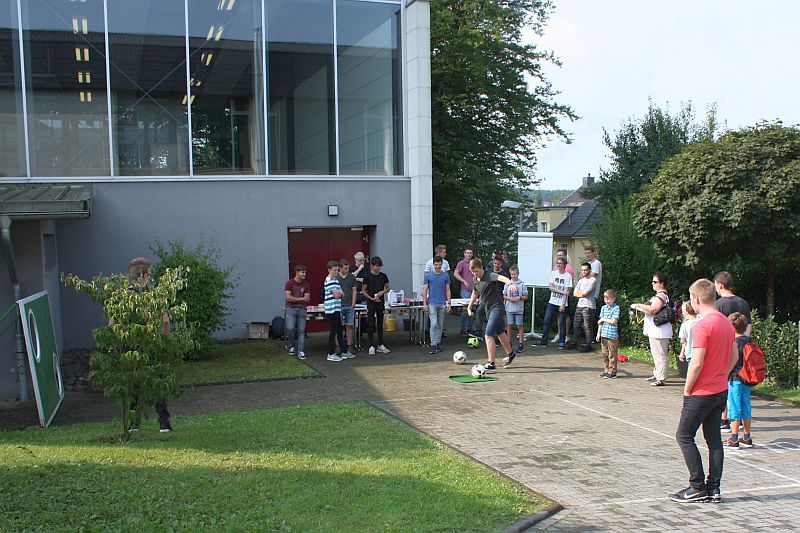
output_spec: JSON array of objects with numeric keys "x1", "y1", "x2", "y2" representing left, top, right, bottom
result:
[
  {"x1": 471, "y1": 364, "x2": 486, "y2": 378},
  {"x1": 453, "y1": 351, "x2": 467, "y2": 364},
  {"x1": 467, "y1": 337, "x2": 480, "y2": 348}
]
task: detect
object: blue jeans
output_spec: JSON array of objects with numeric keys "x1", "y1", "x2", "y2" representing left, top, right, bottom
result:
[
  {"x1": 429, "y1": 304, "x2": 446, "y2": 345},
  {"x1": 285, "y1": 307, "x2": 307, "y2": 352},
  {"x1": 540, "y1": 303, "x2": 566, "y2": 345},
  {"x1": 676, "y1": 391, "x2": 727, "y2": 492},
  {"x1": 460, "y1": 289, "x2": 472, "y2": 331},
  {"x1": 484, "y1": 306, "x2": 505, "y2": 337}
]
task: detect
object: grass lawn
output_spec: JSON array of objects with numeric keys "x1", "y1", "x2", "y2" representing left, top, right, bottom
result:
[
  {"x1": 617, "y1": 345, "x2": 680, "y2": 370},
  {"x1": 179, "y1": 340, "x2": 318, "y2": 386},
  {"x1": 0, "y1": 402, "x2": 545, "y2": 532}
]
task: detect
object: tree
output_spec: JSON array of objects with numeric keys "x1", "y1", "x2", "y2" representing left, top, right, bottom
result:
[
  {"x1": 632, "y1": 122, "x2": 800, "y2": 316},
  {"x1": 431, "y1": 0, "x2": 576, "y2": 257},
  {"x1": 63, "y1": 268, "x2": 193, "y2": 440},
  {"x1": 588, "y1": 101, "x2": 718, "y2": 205}
]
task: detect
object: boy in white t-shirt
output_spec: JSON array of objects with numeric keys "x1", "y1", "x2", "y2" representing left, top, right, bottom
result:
[
  {"x1": 678, "y1": 301, "x2": 700, "y2": 365},
  {"x1": 535, "y1": 258, "x2": 572, "y2": 348}
]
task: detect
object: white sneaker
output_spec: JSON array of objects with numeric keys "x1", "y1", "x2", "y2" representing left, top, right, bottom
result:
[
  {"x1": 368, "y1": 346, "x2": 376, "y2": 355},
  {"x1": 297, "y1": 351, "x2": 306, "y2": 360},
  {"x1": 326, "y1": 353, "x2": 343, "y2": 362},
  {"x1": 377, "y1": 345, "x2": 391, "y2": 354},
  {"x1": 288, "y1": 346, "x2": 296, "y2": 354},
  {"x1": 340, "y1": 351, "x2": 356, "y2": 359}
]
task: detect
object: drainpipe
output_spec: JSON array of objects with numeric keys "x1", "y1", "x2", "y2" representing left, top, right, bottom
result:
[{"x1": 0, "y1": 215, "x2": 28, "y2": 401}]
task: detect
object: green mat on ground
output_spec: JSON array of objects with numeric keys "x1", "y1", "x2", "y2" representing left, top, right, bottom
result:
[{"x1": 449, "y1": 375, "x2": 498, "y2": 383}]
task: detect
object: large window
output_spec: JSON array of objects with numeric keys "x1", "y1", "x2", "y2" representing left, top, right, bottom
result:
[
  {"x1": 0, "y1": 0, "x2": 24, "y2": 177},
  {"x1": 4, "y1": 0, "x2": 404, "y2": 178},
  {"x1": 266, "y1": 0, "x2": 335, "y2": 175},
  {"x1": 189, "y1": 0, "x2": 265, "y2": 175},
  {"x1": 21, "y1": 0, "x2": 110, "y2": 176},
  {"x1": 337, "y1": 0, "x2": 401, "y2": 175},
  {"x1": 108, "y1": 0, "x2": 189, "y2": 175}
]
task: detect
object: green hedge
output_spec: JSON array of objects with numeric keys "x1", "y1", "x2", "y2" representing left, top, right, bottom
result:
[{"x1": 752, "y1": 313, "x2": 799, "y2": 388}]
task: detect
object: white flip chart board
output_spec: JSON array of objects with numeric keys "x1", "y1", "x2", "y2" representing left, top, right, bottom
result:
[{"x1": 516, "y1": 232, "x2": 553, "y2": 287}]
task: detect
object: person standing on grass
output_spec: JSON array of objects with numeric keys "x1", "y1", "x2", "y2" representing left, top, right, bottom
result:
[
  {"x1": 670, "y1": 278, "x2": 737, "y2": 504},
  {"x1": 596, "y1": 289, "x2": 620, "y2": 379},
  {"x1": 362, "y1": 256, "x2": 391, "y2": 355},
  {"x1": 284, "y1": 264, "x2": 311, "y2": 360},
  {"x1": 569, "y1": 262, "x2": 597, "y2": 352},
  {"x1": 423, "y1": 256, "x2": 451, "y2": 354},
  {"x1": 453, "y1": 247, "x2": 475, "y2": 336},
  {"x1": 323, "y1": 261, "x2": 350, "y2": 362},
  {"x1": 120, "y1": 257, "x2": 173, "y2": 433},
  {"x1": 503, "y1": 265, "x2": 528, "y2": 354},
  {"x1": 338, "y1": 259, "x2": 358, "y2": 358},
  {"x1": 722, "y1": 312, "x2": 756, "y2": 450},
  {"x1": 467, "y1": 258, "x2": 517, "y2": 369}
]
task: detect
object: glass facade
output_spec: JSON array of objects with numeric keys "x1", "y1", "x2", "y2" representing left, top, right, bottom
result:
[{"x1": 0, "y1": 0, "x2": 402, "y2": 178}]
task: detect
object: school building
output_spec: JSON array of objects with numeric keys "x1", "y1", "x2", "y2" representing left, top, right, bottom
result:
[{"x1": 0, "y1": 0, "x2": 432, "y2": 399}]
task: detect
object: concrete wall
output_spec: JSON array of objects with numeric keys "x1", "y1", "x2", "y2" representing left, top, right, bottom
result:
[{"x1": 52, "y1": 179, "x2": 413, "y2": 349}]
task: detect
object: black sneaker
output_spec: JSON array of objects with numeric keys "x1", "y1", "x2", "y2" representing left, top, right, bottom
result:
[
  {"x1": 484, "y1": 361, "x2": 496, "y2": 370},
  {"x1": 603, "y1": 374, "x2": 618, "y2": 380},
  {"x1": 159, "y1": 418, "x2": 172, "y2": 433},
  {"x1": 429, "y1": 345, "x2": 438, "y2": 354},
  {"x1": 707, "y1": 487, "x2": 721, "y2": 503},
  {"x1": 599, "y1": 372, "x2": 608, "y2": 378},
  {"x1": 503, "y1": 352, "x2": 517, "y2": 368},
  {"x1": 669, "y1": 486, "x2": 708, "y2": 503},
  {"x1": 720, "y1": 420, "x2": 731, "y2": 433},
  {"x1": 128, "y1": 419, "x2": 140, "y2": 432},
  {"x1": 645, "y1": 376, "x2": 657, "y2": 382}
]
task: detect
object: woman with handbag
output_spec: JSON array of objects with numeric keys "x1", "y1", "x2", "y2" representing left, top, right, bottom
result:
[{"x1": 631, "y1": 272, "x2": 673, "y2": 387}]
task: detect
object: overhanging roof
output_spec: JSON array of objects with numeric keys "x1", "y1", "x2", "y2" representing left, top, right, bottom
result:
[{"x1": 0, "y1": 184, "x2": 93, "y2": 220}]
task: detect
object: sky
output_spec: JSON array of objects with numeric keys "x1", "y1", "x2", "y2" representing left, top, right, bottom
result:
[{"x1": 528, "y1": 0, "x2": 800, "y2": 190}]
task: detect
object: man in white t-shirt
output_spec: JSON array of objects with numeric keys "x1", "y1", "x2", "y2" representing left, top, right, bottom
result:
[
  {"x1": 424, "y1": 244, "x2": 451, "y2": 273},
  {"x1": 569, "y1": 262, "x2": 597, "y2": 352},
  {"x1": 535, "y1": 258, "x2": 572, "y2": 348},
  {"x1": 585, "y1": 245, "x2": 602, "y2": 299}
]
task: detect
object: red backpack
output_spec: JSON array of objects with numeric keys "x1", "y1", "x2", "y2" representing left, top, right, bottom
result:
[{"x1": 738, "y1": 341, "x2": 766, "y2": 386}]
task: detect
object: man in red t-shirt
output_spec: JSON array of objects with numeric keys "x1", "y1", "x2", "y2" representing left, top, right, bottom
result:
[
  {"x1": 284, "y1": 265, "x2": 311, "y2": 359},
  {"x1": 670, "y1": 279, "x2": 738, "y2": 504}
]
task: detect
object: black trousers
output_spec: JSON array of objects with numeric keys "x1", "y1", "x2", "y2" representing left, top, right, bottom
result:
[
  {"x1": 676, "y1": 391, "x2": 727, "y2": 491},
  {"x1": 366, "y1": 302, "x2": 384, "y2": 347},
  {"x1": 327, "y1": 311, "x2": 346, "y2": 354}
]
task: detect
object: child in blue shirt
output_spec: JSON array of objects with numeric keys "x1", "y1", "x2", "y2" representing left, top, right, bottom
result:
[{"x1": 596, "y1": 289, "x2": 620, "y2": 378}]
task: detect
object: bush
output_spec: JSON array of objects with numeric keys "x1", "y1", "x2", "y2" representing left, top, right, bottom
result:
[
  {"x1": 63, "y1": 268, "x2": 193, "y2": 439},
  {"x1": 752, "y1": 312, "x2": 799, "y2": 388},
  {"x1": 150, "y1": 239, "x2": 239, "y2": 358}
]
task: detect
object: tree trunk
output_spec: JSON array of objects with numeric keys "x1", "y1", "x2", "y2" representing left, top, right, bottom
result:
[{"x1": 766, "y1": 259, "x2": 775, "y2": 317}]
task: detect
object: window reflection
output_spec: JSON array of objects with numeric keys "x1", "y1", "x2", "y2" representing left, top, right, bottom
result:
[
  {"x1": 22, "y1": 0, "x2": 110, "y2": 176},
  {"x1": 189, "y1": 0, "x2": 265, "y2": 175},
  {"x1": 266, "y1": 0, "x2": 335, "y2": 175},
  {"x1": 337, "y1": 0, "x2": 401, "y2": 175},
  {"x1": 108, "y1": 0, "x2": 189, "y2": 175},
  {"x1": 0, "y1": 0, "x2": 24, "y2": 177}
]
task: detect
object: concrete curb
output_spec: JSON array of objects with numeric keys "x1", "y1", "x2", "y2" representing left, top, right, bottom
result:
[{"x1": 502, "y1": 502, "x2": 563, "y2": 533}]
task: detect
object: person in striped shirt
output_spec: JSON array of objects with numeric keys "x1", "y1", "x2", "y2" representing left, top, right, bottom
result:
[
  {"x1": 596, "y1": 289, "x2": 621, "y2": 379},
  {"x1": 323, "y1": 260, "x2": 351, "y2": 362}
]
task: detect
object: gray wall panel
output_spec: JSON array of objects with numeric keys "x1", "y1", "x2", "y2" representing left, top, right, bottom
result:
[{"x1": 55, "y1": 180, "x2": 412, "y2": 348}]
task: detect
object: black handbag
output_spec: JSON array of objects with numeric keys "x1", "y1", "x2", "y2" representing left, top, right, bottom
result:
[{"x1": 652, "y1": 293, "x2": 675, "y2": 326}]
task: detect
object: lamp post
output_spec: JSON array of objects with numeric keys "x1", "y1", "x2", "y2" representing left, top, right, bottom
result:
[{"x1": 501, "y1": 200, "x2": 524, "y2": 232}]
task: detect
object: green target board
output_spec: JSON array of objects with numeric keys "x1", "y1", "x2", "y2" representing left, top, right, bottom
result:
[{"x1": 18, "y1": 291, "x2": 64, "y2": 427}]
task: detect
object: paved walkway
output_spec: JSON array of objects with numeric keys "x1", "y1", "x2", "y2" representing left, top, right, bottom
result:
[{"x1": 3, "y1": 319, "x2": 800, "y2": 531}]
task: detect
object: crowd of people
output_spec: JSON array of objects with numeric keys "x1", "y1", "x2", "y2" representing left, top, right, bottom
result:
[{"x1": 282, "y1": 245, "x2": 758, "y2": 504}]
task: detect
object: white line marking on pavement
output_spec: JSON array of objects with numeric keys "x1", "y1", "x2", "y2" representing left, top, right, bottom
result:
[{"x1": 583, "y1": 482, "x2": 800, "y2": 507}]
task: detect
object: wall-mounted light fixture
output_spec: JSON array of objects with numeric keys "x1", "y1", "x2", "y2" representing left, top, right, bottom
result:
[{"x1": 328, "y1": 205, "x2": 339, "y2": 216}]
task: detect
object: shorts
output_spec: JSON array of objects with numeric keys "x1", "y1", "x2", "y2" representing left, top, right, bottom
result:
[
  {"x1": 506, "y1": 312, "x2": 524, "y2": 326},
  {"x1": 484, "y1": 306, "x2": 506, "y2": 337},
  {"x1": 727, "y1": 380, "x2": 752, "y2": 420},
  {"x1": 340, "y1": 306, "x2": 355, "y2": 326}
]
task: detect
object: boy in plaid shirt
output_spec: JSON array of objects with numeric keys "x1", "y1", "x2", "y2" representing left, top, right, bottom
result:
[{"x1": 596, "y1": 289, "x2": 621, "y2": 379}]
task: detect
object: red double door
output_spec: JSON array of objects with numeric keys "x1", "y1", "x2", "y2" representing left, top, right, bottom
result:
[{"x1": 288, "y1": 226, "x2": 370, "y2": 331}]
